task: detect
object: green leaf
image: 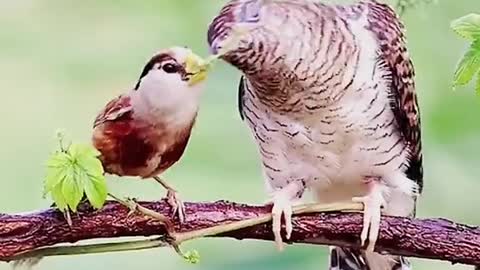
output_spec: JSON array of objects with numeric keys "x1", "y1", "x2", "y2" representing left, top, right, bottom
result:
[
  {"x1": 84, "y1": 175, "x2": 108, "y2": 209},
  {"x1": 61, "y1": 167, "x2": 84, "y2": 212},
  {"x1": 77, "y1": 154, "x2": 104, "y2": 178},
  {"x1": 451, "y1": 13, "x2": 480, "y2": 41},
  {"x1": 71, "y1": 143, "x2": 107, "y2": 209},
  {"x1": 44, "y1": 166, "x2": 67, "y2": 195},
  {"x1": 51, "y1": 184, "x2": 68, "y2": 211},
  {"x1": 46, "y1": 151, "x2": 71, "y2": 168},
  {"x1": 453, "y1": 40, "x2": 480, "y2": 88},
  {"x1": 44, "y1": 152, "x2": 70, "y2": 196},
  {"x1": 69, "y1": 143, "x2": 101, "y2": 159},
  {"x1": 69, "y1": 143, "x2": 104, "y2": 180}
]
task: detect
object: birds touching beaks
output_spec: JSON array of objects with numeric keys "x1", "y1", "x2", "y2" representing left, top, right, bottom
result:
[{"x1": 92, "y1": 46, "x2": 208, "y2": 223}]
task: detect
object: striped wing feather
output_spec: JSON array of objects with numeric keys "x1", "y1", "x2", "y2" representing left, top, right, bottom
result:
[{"x1": 366, "y1": 1, "x2": 423, "y2": 191}]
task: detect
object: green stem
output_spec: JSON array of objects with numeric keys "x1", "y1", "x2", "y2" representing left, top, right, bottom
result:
[
  {"x1": 174, "y1": 202, "x2": 363, "y2": 243},
  {"x1": 293, "y1": 202, "x2": 363, "y2": 215},
  {"x1": 9, "y1": 238, "x2": 168, "y2": 261}
]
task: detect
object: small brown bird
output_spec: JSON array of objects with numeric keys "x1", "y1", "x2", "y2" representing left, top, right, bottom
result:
[{"x1": 92, "y1": 47, "x2": 207, "y2": 222}]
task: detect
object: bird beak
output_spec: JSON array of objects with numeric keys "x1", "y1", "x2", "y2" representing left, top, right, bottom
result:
[{"x1": 184, "y1": 52, "x2": 209, "y2": 86}]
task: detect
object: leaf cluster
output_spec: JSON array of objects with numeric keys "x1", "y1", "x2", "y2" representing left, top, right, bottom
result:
[{"x1": 44, "y1": 141, "x2": 108, "y2": 214}]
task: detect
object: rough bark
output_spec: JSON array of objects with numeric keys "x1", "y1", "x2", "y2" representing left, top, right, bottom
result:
[{"x1": 0, "y1": 200, "x2": 479, "y2": 266}]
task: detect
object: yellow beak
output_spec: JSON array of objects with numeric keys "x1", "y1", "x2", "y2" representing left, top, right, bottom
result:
[{"x1": 185, "y1": 52, "x2": 209, "y2": 86}]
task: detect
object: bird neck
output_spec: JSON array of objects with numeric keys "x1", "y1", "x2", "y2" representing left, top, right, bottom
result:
[{"x1": 130, "y1": 89, "x2": 199, "y2": 128}]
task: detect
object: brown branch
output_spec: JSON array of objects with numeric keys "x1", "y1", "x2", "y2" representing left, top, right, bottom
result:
[{"x1": 0, "y1": 200, "x2": 479, "y2": 266}]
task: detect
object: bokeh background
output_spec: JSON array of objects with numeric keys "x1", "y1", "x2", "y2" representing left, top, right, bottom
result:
[{"x1": 0, "y1": 0, "x2": 479, "y2": 269}]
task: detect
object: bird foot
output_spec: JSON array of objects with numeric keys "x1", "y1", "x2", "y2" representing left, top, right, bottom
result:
[
  {"x1": 352, "y1": 183, "x2": 385, "y2": 252},
  {"x1": 266, "y1": 190, "x2": 294, "y2": 252},
  {"x1": 153, "y1": 176, "x2": 186, "y2": 223},
  {"x1": 166, "y1": 189, "x2": 185, "y2": 224}
]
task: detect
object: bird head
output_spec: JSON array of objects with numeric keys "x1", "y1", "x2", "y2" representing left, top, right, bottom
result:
[
  {"x1": 207, "y1": 0, "x2": 266, "y2": 73},
  {"x1": 207, "y1": 0, "x2": 314, "y2": 86},
  {"x1": 134, "y1": 46, "x2": 209, "y2": 95},
  {"x1": 130, "y1": 46, "x2": 211, "y2": 119}
]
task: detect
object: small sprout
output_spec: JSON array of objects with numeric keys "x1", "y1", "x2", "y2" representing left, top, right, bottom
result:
[
  {"x1": 185, "y1": 53, "x2": 212, "y2": 86},
  {"x1": 54, "y1": 128, "x2": 71, "y2": 152},
  {"x1": 55, "y1": 128, "x2": 66, "y2": 142},
  {"x1": 186, "y1": 22, "x2": 253, "y2": 86},
  {"x1": 172, "y1": 244, "x2": 201, "y2": 264},
  {"x1": 182, "y1": 250, "x2": 200, "y2": 264}
]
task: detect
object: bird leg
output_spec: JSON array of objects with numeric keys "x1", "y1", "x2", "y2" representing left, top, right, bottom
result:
[
  {"x1": 352, "y1": 176, "x2": 386, "y2": 252},
  {"x1": 266, "y1": 181, "x2": 305, "y2": 251},
  {"x1": 153, "y1": 176, "x2": 185, "y2": 223}
]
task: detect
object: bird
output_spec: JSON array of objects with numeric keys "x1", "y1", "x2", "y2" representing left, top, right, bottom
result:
[
  {"x1": 208, "y1": 0, "x2": 422, "y2": 269},
  {"x1": 92, "y1": 46, "x2": 208, "y2": 223}
]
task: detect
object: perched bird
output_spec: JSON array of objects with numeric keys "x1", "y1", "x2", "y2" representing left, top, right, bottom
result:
[
  {"x1": 92, "y1": 47, "x2": 208, "y2": 223},
  {"x1": 208, "y1": 0, "x2": 422, "y2": 269}
]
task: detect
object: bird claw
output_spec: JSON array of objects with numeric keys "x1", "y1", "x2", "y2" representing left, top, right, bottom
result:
[
  {"x1": 125, "y1": 197, "x2": 139, "y2": 218},
  {"x1": 153, "y1": 176, "x2": 186, "y2": 224},
  {"x1": 352, "y1": 192, "x2": 385, "y2": 252},
  {"x1": 267, "y1": 191, "x2": 294, "y2": 252},
  {"x1": 166, "y1": 189, "x2": 185, "y2": 223}
]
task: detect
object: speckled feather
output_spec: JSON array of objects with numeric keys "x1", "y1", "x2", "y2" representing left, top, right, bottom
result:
[
  {"x1": 232, "y1": 0, "x2": 422, "y2": 190},
  {"x1": 233, "y1": 0, "x2": 423, "y2": 192}
]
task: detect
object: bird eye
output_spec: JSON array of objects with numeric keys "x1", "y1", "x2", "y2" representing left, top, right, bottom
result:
[{"x1": 162, "y1": 63, "x2": 177, "y2": 73}]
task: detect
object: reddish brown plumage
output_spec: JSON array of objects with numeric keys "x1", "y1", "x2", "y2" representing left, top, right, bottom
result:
[
  {"x1": 90, "y1": 47, "x2": 204, "y2": 224},
  {"x1": 92, "y1": 94, "x2": 195, "y2": 179}
]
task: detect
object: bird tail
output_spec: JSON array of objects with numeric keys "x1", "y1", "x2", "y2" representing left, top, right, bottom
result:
[{"x1": 329, "y1": 246, "x2": 411, "y2": 270}]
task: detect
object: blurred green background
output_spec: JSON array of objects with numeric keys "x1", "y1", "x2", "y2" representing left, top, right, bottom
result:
[{"x1": 0, "y1": 0, "x2": 479, "y2": 269}]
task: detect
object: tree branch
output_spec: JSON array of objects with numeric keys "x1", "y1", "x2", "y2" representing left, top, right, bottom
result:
[{"x1": 0, "y1": 200, "x2": 479, "y2": 266}]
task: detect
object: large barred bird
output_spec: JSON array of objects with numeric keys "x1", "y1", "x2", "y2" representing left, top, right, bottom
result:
[{"x1": 208, "y1": 0, "x2": 422, "y2": 269}]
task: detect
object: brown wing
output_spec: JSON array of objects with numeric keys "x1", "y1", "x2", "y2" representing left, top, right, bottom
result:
[
  {"x1": 92, "y1": 95, "x2": 148, "y2": 176},
  {"x1": 366, "y1": 1, "x2": 423, "y2": 192},
  {"x1": 93, "y1": 95, "x2": 133, "y2": 128}
]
